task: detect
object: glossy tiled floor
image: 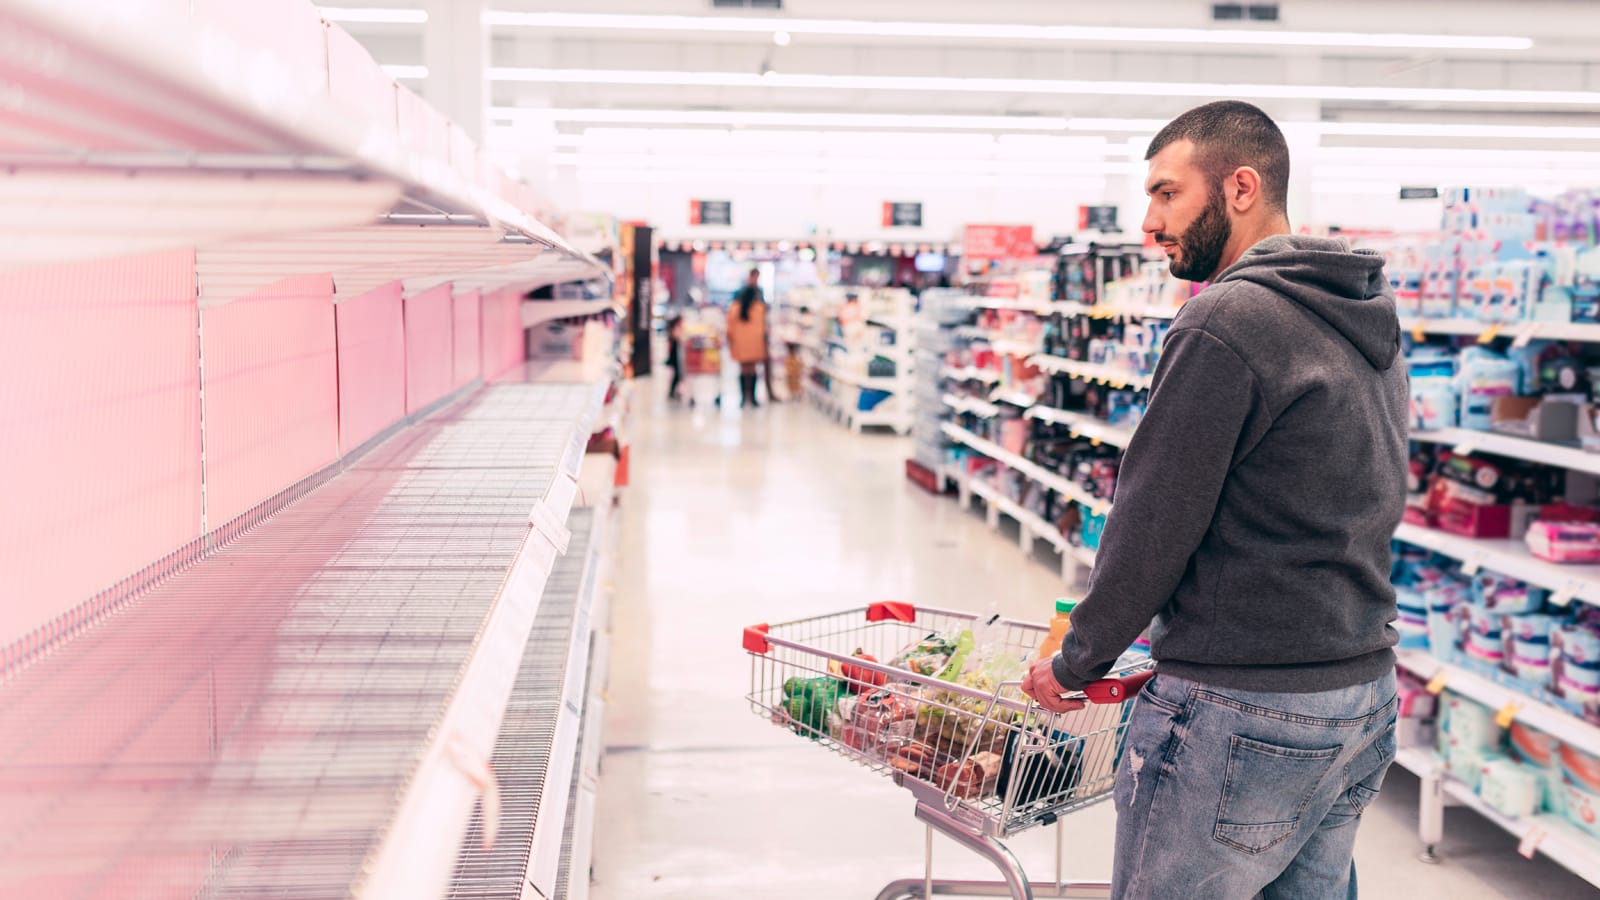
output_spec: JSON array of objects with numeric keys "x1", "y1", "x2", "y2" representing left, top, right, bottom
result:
[{"x1": 591, "y1": 374, "x2": 1596, "y2": 900}]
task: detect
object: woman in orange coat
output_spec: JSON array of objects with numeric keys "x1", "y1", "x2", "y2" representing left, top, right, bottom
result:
[{"x1": 726, "y1": 269, "x2": 770, "y2": 408}]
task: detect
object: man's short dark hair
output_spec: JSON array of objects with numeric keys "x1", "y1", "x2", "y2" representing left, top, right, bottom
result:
[{"x1": 1145, "y1": 100, "x2": 1290, "y2": 215}]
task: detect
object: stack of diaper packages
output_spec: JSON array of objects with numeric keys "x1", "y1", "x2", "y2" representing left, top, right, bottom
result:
[{"x1": 1550, "y1": 609, "x2": 1600, "y2": 724}]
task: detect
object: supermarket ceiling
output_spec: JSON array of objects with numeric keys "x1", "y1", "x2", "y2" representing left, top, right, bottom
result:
[
  {"x1": 333, "y1": 0, "x2": 1600, "y2": 123},
  {"x1": 325, "y1": 0, "x2": 1600, "y2": 206}
]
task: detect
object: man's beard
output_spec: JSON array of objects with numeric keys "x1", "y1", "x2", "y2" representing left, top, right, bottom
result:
[{"x1": 1160, "y1": 189, "x2": 1231, "y2": 282}]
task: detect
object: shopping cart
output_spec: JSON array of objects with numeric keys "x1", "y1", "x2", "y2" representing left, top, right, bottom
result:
[{"x1": 743, "y1": 602, "x2": 1152, "y2": 900}]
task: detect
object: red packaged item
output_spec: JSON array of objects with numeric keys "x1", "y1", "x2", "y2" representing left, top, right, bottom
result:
[
  {"x1": 851, "y1": 685, "x2": 920, "y2": 753},
  {"x1": 1527, "y1": 520, "x2": 1600, "y2": 563},
  {"x1": 935, "y1": 750, "x2": 1005, "y2": 800}
]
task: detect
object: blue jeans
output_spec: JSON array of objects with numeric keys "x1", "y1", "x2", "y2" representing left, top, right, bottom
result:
[{"x1": 1111, "y1": 671, "x2": 1398, "y2": 900}]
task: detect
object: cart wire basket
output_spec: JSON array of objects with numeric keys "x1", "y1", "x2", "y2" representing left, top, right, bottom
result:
[{"x1": 743, "y1": 602, "x2": 1153, "y2": 900}]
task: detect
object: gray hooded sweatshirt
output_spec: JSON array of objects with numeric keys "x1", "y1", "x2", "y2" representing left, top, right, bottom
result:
[{"x1": 1053, "y1": 234, "x2": 1410, "y2": 693}]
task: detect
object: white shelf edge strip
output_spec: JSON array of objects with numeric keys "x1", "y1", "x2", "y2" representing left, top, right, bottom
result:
[
  {"x1": 1394, "y1": 748, "x2": 1600, "y2": 888},
  {"x1": 1025, "y1": 407, "x2": 1137, "y2": 449},
  {"x1": 1394, "y1": 650, "x2": 1600, "y2": 755},
  {"x1": 1028, "y1": 355, "x2": 1154, "y2": 391},
  {"x1": 940, "y1": 422, "x2": 1112, "y2": 515},
  {"x1": 1400, "y1": 317, "x2": 1600, "y2": 344},
  {"x1": 966, "y1": 477, "x2": 1069, "y2": 552},
  {"x1": 1393, "y1": 522, "x2": 1600, "y2": 608},
  {"x1": 1411, "y1": 428, "x2": 1600, "y2": 476},
  {"x1": 357, "y1": 379, "x2": 608, "y2": 900}
]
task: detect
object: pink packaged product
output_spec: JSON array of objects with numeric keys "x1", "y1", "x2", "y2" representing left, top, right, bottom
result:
[{"x1": 1526, "y1": 520, "x2": 1600, "y2": 564}]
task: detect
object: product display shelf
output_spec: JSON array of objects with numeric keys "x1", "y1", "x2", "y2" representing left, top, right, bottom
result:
[
  {"x1": 0, "y1": 368, "x2": 611, "y2": 900},
  {"x1": 448, "y1": 499, "x2": 605, "y2": 900},
  {"x1": 818, "y1": 360, "x2": 905, "y2": 391},
  {"x1": 1393, "y1": 522, "x2": 1600, "y2": 608},
  {"x1": 942, "y1": 365, "x2": 1004, "y2": 384},
  {"x1": 942, "y1": 466, "x2": 1078, "y2": 581},
  {"x1": 1394, "y1": 747, "x2": 1600, "y2": 887},
  {"x1": 940, "y1": 422, "x2": 1108, "y2": 513},
  {"x1": 1395, "y1": 650, "x2": 1600, "y2": 754},
  {"x1": 1028, "y1": 355, "x2": 1155, "y2": 392},
  {"x1": 1025, "y1": 407, "x2": 1138, "y2": 449},
  {"x1": 942, "y1": 393, "x2": 1001, "y2": 419},
  {"x1": 1411, "y1": 428, "x2": 1600, "y2": 477},
  {"x1": 2, "y1": 0, "x2": 601, "y2": 282},
  {"x1": 1399, "y1": 317, "x2": 1600, "y2": 345},
  {"x1": 989, "y1": 388, "x2": 1038, "y2": 409},
  {"x1": 910, "y1": 290, "x2": 968, "y2": 477}
]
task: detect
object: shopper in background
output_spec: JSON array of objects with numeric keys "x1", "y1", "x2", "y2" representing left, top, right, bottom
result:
[
  {"x1": 664, "y1": 314, "x2": 684, "y2": 402},
  {"x1": 726, "y1": 268, "x2": 770, "y2": 408},
  {"x1": 1021, "y1": 100, "x2": 1407, "y2": 899}
]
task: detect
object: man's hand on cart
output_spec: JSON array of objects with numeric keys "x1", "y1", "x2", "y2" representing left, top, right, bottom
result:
[{"x1": 1021, "y1": 656, "x2": 1087, "y2": 714}]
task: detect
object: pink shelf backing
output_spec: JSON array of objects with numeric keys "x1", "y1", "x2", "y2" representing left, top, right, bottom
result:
[
  {"x1": 481, "y1": 286, "x2": 528, "y2": 380},
  {"x1": 335, "y1": 282, "x2": 408, "y2": 455},
  {"x1": 200, "y1": 274, "x2": 339, "y2": 527},
  {"x1": 453, "y1": 288, "x2": 482, "y2": 390},
  {"x1": 0, "y1": 249, "x2": 203, "y2": 645},
  {"x1": 404, "y1": 284, "x2": 455, "y2": 414}
]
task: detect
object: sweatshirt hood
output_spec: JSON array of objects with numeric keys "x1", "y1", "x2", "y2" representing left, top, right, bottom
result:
[{"x1": 1212, "y1": 234, "x2": 1401, "y2": 370}]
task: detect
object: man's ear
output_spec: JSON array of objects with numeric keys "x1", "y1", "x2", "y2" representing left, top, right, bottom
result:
[{"x1": 1229, "y1": 166, "x2": 1263, "y2": 213}]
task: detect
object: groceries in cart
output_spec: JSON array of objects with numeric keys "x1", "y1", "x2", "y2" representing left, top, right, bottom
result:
[{"x1": 766, "y1": 615, "x2": 1149, "y2": 807}]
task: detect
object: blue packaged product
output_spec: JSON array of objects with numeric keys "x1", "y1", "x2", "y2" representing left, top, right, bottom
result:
[{"x1": 1456, "y1": 347, "x2": 1521, "y2": 431}]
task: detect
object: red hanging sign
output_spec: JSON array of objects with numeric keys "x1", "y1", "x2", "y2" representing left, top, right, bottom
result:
[{"x1": 963, "y1": 224, "x2": 1036, "y2": 260}]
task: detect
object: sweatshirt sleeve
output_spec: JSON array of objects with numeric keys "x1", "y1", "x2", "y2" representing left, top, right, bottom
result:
[{"x1": 1052, "y1": 326, "x2": 1265, "y2": 689}]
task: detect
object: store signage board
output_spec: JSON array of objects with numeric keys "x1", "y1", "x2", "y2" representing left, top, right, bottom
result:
[
  {"x1": 964, "y1": 224, "x2": 1036, "y2": 260},
  {"x1": 883, "y1": 201, "x2": 923, "y2": 228},
  {"x1": 1400, "y1": 186, "x2": 1441, "y2": 200},
  {"x1": 1078, "y1": 205, "x2": 1119, "y2": 232},
  {"x1": 690, "y1": 199, "x2": 732, "y2": 226}
]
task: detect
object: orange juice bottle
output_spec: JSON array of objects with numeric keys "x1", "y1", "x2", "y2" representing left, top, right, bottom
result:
[{"x1": 1036, "y1": 598, "x2": 1078, "y2": 661}]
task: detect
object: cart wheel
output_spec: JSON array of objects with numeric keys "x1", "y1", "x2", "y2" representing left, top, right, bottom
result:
[{"x1": 1418, "y1": 845, "x2": 1440, "y2": 865}]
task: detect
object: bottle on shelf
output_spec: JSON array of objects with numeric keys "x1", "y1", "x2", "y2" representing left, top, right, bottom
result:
[{"x1": 1036, "y1": 598, "x2": 1079, "y2": 661}]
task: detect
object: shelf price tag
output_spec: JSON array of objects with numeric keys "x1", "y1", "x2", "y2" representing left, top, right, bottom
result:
[
  {"x1": 1461, "y1": 553, "x2": 1487, "y2": 576},
  {"x1": 1411, "y1": 320, "x2": 1429, "y2": 343},
  {"x1": 1518, "y1": 826, "x2": 1548, "y2": 860},
  {"x1": 1477, "y1": 324, "x2": 1505, "y2": 345},
  {"x1": 1426, "y1": 671, "x2": 1450, "y2": 695},
  {"x1": 1453, "y1": 438, "x2": 1479, "y2": 457},
  {"x1": 1512, "y1": 322, "x2": 1542, "y2": 349},
  {"x1": 1495, "y1": 701, "x2": 1522, "y2": 729},
  {"x1": 1551, "y1": 580, "x2": 1582, "y2": 608}
]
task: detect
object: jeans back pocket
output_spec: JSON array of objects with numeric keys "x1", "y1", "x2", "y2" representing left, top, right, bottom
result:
[{"x1": 1214, "y1": 734, "x2": 1342, "y2": 854}]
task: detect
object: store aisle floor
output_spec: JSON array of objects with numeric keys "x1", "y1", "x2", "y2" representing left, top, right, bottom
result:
[{"x1": 591, "y1": 381, "x2": 1594, "y2": 900}]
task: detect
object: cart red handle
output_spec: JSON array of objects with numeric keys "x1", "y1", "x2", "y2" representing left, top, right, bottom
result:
[{"x1": 1081, "y1": 667, "x2": 1156, "y2": 704}]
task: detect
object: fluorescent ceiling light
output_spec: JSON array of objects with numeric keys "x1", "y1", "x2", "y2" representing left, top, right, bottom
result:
[
  {"x1": 548, "y1": 151, "x2": 1123, "y2": 177},
  {"x1": 490, "y1": 68, "x2": 1600, "y2": 106},
  {"x1": 485, "y1": 12, "x2": 1532, "y2": 52},
  {"x1": 382, "y1": 64, "x2": 429, "y2": 80},
  {"x1": 572, "y1": 168, "x2": 1105, "y2": 190},
  {"x1": 1073, "y1": 117, "x2": 1600, "y2": 141},
  {"x1": 1068, "y1": 118, "x2": 1170, "y2": 132},
  {"x1": 1319, "y1": 122, "x2": 1600, "y2": 140},
  {"x1": 490, "y1": 107, "x2": 1068, "y2": 131},
  {"x1": 319, "y1": 6, "x2": 428, "y2": 24}
]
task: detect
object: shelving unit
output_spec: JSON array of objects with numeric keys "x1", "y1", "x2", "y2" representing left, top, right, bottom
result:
[
  {"x1": 1396, "y1": 650, "x2": 1600, "y2": 751},
  {"x1": 0, "y1": 365, "x2": 620, "y2": 900},
  {"x1": 942, "y1": 393, "x2": 1001, "y2": 419},
  {"x1": 803, "y1": 287, "x2": 916, "y2": 435},
  {"x1": 941, "y1": 465, "x2": 1074, "y2": 579},
  {"x1": 1025, "y1": 406, "x2": 1139, "y2": 449},
  {"x1": 1412, "y1": 428, "x2": 1600, "y2": 477},
  {"x1": 1400, "y1": 317, "x2": 1600, "y2": 344},
  {"x1": 1394, "y1": 747, "x2": 1600, "y2": 887},
  {"x1": 1394, "y1": 522, "x2": 1600, "y2": 607},
  {"x1": 1028, "y1": 355, "x2": 1156, "y2": 392}
]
